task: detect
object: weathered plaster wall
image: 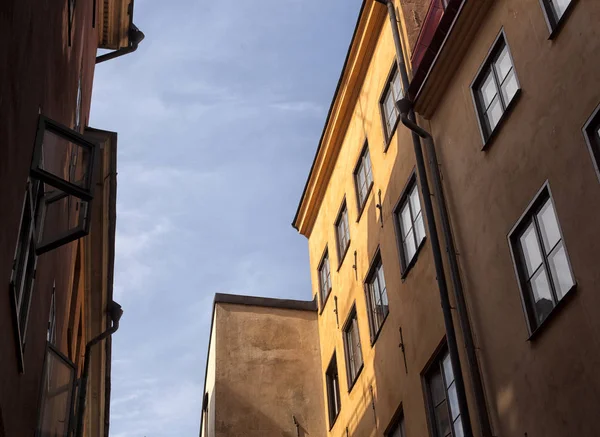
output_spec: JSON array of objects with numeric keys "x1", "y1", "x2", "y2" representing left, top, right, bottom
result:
[
  {"x1": 427, "y1": 0, "x2": 600, "y2": 436},
  {"x1": 213, "y1": 303, "x2": 325, "y2": 437}
]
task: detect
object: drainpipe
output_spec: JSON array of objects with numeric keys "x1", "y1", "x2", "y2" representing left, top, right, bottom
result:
[
  {"x1": 74, "y1": 301, "x2": 123, "y2": 437},
  {"x1": 373, "y1": 1, "x2": 475, "y2": 437},
  {"x1": 398, "y1": 101, "x2": 493, "y2": 437},
  {"x1": 96, "y1": 24, "x2": 145, "y2": 64}
]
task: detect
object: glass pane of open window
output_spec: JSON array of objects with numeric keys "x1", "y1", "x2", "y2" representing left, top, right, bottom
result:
[
  {"x1": 36, "y1": 186, "x2": 90, "y2": 255},
  {"x1": 37, "y1": 345, "x2": 76, "y2": 437},
  {"x1": 31, "y1": 116, "x2": 97, "y2": 200}
]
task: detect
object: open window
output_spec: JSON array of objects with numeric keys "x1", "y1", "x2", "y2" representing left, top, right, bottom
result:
[
  {"x1": 30, "y1": 115, "x2": 97, "y2": 255},
  {"x1": 36, "y1": 343, "x2": 77, "y2": 437}
]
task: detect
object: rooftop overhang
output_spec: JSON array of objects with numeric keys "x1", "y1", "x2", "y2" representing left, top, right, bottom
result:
[
  {"x1": 97, "y1": 0, "x2": 134, "y2": 50},
  {"x1": 408, "y1": 0, "x2": 494, "y2": 119},
  {"x1": 292, "y1": 0, "x2": 386, "y2": 238}
]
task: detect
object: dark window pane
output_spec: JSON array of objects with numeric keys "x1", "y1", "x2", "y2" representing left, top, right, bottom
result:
[
  {"x1": 435, "y1": 400, "x2": 451, "y2": 437},
  {"x1": 430, "y1": 369, "x2": 446, "y2": 405}
]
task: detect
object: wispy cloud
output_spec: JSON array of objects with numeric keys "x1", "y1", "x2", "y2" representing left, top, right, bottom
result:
[{"x1": 90, "y1": 0, "x2": 362, "y2": 436}]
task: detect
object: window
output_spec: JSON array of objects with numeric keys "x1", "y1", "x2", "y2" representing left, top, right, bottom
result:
[
  {"x1": 583, "y1": 103, "x2": 600, "y2": 182},
  {"x1": 10, "y1": 180, "x2": 44, "y2": 370},
  {"x1": 37, "y1": 344, "x2": 76, "y2": 437},
  {"x1": 395, "y1": 174, "x2": 426, "y2": 274},
  {"x1": 386, "y1": 414, "x2": 406, "y2": 437},
  {"x1": 380, "y1": 63, "x2": 404, "y2": 145},
  {"x1": 335, "y1": 201, "x2": 351, "y2": 265},
  {"x1": 343, "y1": 307, "x2": 363, "y2": 388},
  {"x1": 364, "y1": 252, "x2": 389, "y2": 342},
  {"x1": 354, "y1": 143, "x2": 374, "y2": 212},
  {"x1": 325, "y1": 354, "x2": 342, "y2": 429},
  {"x1": 509, "y1": 186, "x2": 575, "y2": 332},
  {"x1": 472, "y1": 32, "x2": 520, "y2": 144},
  {"x1": 540, "y1": 0, "x2": 573, "y2": 33},
  {"x1": 318, "y1": 249, "x2": 332, "y2": 308},
  {"x1": 425, "y1": 348, "x2": 463, "y2": 437}
]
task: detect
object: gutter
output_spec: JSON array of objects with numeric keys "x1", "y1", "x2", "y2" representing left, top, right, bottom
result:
[
  {"x1": 374, "y1": 2, "x2": 491, "y2": 437},
  {"x1": 398, "y1": 104, "x2": 493, "y2": 437},
  {"x1": 96, "y1": 24, "x2": 145, "y2": 64},
  {"x1": 75, "y1": 301, "x2": 123, "y2": 437}
]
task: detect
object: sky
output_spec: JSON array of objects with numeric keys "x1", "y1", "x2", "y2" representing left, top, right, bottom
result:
[{"x1": 89, "y1": 1, "x2": 363, "y2": 436}]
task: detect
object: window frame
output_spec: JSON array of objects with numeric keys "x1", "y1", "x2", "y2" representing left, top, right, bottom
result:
[
  {"x1": 325, "y1": 353, "x2": 342, "y2": 430},
  {"x1": 508, "y1": 182, "x2": 576, "y2": 337},
  {"x1": 363, "y1": 248, "x2": 389, "y2": 345},
  {"x1": 35, "y1": 342, "x2": 77, "y2": 437},
  {"x1": 342, "y1": 304, "x2": 364, "y2": 391},
  {"x1": 317, "y1": 247, "x2": 333, "y2": 312},
  {"x1": 9, "y1": 180, "x2": 44, "y2": 372},
  {"x1": 393, "y1": 170, "x2": 427, "y2": 277},
  {"x1": 353, "y1": 141, "x2": 374, "y2": 219},
  {"x1": 423, "y1": 344, "x2": 464, "y2": 437},
  {"x1": 384, "y1": 404, "x2": 407, "y2": 437},
  {"x1": 583, "y1": 102, "x2": 600, "y2": 183},
  {"x1": 334, "y1": 199, "x2": 351, "y2": 268},
  {"x1": 538, "y1": 0, "x2": 577, "y2": 38},
  {"x1": 470, "y1": 29, "x2": 521, "y2": 148},
  {"x1": 379, "y1": 62, "x2": 404, "y2": 151}
]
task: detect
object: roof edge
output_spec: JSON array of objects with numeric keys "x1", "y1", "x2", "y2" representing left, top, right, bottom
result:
[
  {"x1": 214, "y1": 293, "x2": 317, "y2": 312},
  {"x1": 292, "y1": 0, "x2": 369, "y2": 235}
]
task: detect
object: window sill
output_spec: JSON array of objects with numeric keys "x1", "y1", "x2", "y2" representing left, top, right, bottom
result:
[
  {"x1": 383, "y1": 118, "x2": 401, "y2": 153},
  {"x1": 319, "y1": 290, "x2": 333, "y2": 316},
  {"x1": 481, "y1": 88, "x2": 522, "y2": 150},
  {"x1": 356, "y1": 183, "x2": 374, "y2": 223},
  {"x1": 347, "y1": 364, "x2": 364, "y2": 393},
  {"x1": 370, "y1": 312, "x2": 389, "y2": 347},
  {"x1": 544, "y1": 0, "x2": 578, "y2": 40},
  {"x1": 337, "y1": 241, "x2": 351, "y2": 272},
  {"x1": 527, "y1": 283, "x2": 577, "y2": 342},
  {"x1": 401, "y1": 237, "x2": 427, "y2": 280}
]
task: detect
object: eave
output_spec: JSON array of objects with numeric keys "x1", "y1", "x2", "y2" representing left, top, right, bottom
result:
[
  {"x1": 408, "y1": 0, "x2": 494, "y2": 119},
  {"x1": 97, "y1": 0, "x2": 133, "y2": 50},
  {"x1": 293, "y1": 0, "x2": 386, "y2": 238}
]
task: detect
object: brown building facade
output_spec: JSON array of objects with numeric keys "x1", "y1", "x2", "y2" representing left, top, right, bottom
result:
[
  {"x1": 0, "y1": 0, "x2": 143, "y2": 436},
  {"x1": 201, "y1": 1, "x2": 600, "y2": 437}
]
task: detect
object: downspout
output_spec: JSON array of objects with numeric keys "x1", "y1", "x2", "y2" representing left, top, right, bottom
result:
[
  {"x1": 398, "y1": 103, "x2": 493, "y2": 437},
  {"x1": 96, "y1": 24, "x2": 145, "y2": 64},
  {"x1": 373, "y1": 1, "x2": 476, "y2": 437},
  {"x1": 74, "y1": 301, "x2": 123, "y2": 437}
]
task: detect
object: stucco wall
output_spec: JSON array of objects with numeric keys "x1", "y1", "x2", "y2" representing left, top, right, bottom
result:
[
  {"x1": 0, "y1": 0, "x2": 99, "y2": 435},
  {"x1": 426, "y1": 0, "x2": 600, "y2": 436},
  {"x1": 305, "y1": 8, "x2": 451, "y2": 437},
  {"x1": 213, "y1": 303, "x2": 325, "y2": 437}
]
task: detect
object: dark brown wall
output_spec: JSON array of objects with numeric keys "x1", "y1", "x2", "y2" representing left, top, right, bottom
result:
[
  {"x1": 426, "y1": 0, "x2": 600, "y2": 436},
  {"x1": 0, "y1": 0, "x2": 98, "y2": 435}
]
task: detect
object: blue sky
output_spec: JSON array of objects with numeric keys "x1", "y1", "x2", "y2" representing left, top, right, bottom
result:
[{"x1": 90, "y1": 1, "x2": 362, "y2": 436}]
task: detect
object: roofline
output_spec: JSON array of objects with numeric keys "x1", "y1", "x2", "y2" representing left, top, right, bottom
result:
[
  {"x1": 292, "y1": 0, "x2": 368, "y2": 232},
  {"x1": 214, "y1": 292, "x2": 317, "y2": 312}
]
